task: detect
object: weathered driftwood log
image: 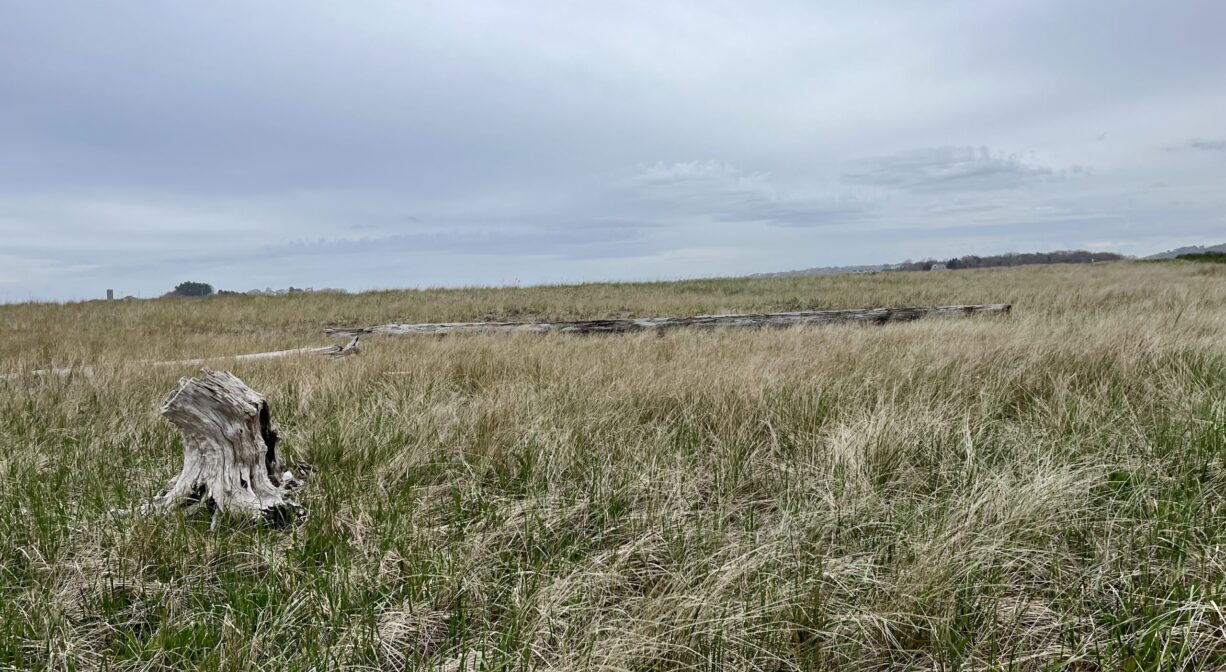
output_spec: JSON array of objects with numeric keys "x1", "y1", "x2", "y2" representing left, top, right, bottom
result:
[
  {"x1": 153, "y1": 369, "x2": 301, "y2": 528},
  {"x1": 326, "y1": 304, "x2": 1011, "y2": 337},
  {"x1": 149, "y1": 335, "x2": 360, "y2": 366},
  {"x1": 0, "y1": 336, "x2": 358, "y2": 382}
]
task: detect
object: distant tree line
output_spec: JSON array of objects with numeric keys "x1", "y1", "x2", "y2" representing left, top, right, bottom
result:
[
  {"x1": 164, "y1": 282, "x2": 240, "y2": 297},
  {"x1": 162, "y1": 282, "x2": 348, "y2": 298},
  {"x1": 895, "y1": 250, "x2": 1125, "y2": 272},
  {"x1": 1176, "y1": 252, "x2": 1226, "y2": 264},
  {"x1": 166, "y1": 281, "x2": 214, "y2": 297}
]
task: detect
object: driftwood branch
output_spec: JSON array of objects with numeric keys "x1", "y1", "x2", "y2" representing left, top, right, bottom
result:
[
  {"x1": 151, "y1": 369, "x2": 303, "y2": 529},
  {"x1": 326, "y1": 304, "x2": 1011, "y2": 337},
  {"x1": 154, "y1": 335, "x2": 360, "y2": 366},
  {"x1": 0, "y1": 336, "x2": 358, "y2": 381}
]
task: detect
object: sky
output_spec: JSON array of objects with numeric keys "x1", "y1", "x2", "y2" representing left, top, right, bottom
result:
[{"x1": 1, "y1": 1, "x2": 1224, "y2": 301}]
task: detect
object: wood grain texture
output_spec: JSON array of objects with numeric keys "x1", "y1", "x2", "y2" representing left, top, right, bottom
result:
[{"x1": 153, "y1": 369, "x2": 301, "y2": 527}]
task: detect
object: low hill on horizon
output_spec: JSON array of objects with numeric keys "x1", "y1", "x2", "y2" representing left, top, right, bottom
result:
[
  {"x1": 755, "y1": 249, "x2": 1127, "y2": 277},
  {"x1": 1146, "y1": 243, "x2": 1226, "y2": 259}
]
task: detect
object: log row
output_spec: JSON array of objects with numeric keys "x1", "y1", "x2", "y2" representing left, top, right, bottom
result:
[{"x1": 326, "y1": 304, "x2": 1012, "y2": 337}]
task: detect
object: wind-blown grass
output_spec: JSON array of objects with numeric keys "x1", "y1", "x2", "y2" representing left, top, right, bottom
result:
[{"x1": 1, "y1": 261, "x2": 1225, "y2": 670}]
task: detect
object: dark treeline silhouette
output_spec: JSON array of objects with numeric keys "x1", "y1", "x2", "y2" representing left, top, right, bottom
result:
[
  {"x1": 896, "y1": 250, "x2": 1125, "y2": 272},
  {"x1": 165, "y1": 281, "x2": 214, "y2": 297},
  {"x1": 164, "y1": 282, "x2": 239, "y2": 297},
  {"x1": 1176, "y1": 252, "x2": 1226, "y2": 264},
  {"x1": 159, "y1": 282, "x2": 343, "y2": 298}
]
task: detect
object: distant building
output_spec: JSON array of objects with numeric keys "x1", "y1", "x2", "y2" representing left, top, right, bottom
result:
[{"x1": 930, "y1": 263, "x2": 948, "y2": 271}]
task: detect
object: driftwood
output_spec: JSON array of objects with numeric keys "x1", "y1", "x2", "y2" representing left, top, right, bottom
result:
[
  {"x1": 327, "y1": 304, "x2": 1011, "y2": 337},
  {"x1": 156, "y1": 335, "x2": 360, "y2": 366},
  {"x1": 151, "y1": 369, "x2": 302, "y2": 528},
  {"x1": 0, "y1": 336, "x2": 358, "y2": 381}
]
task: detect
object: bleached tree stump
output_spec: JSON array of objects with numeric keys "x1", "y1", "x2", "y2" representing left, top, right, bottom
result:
[{"x1": 153, "y1": 369, "x2": 302, "y2": 528}]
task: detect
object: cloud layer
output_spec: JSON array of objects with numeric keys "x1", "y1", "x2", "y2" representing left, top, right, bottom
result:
[
  {"x1": 1, "y1": 1, "x2": 1224, "y2": 300},
  {"x1": 842, "y1": 147, "x2": 1076, "y2": 192}
]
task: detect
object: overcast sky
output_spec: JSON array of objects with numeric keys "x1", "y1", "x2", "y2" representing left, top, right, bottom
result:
[{"x1": 2, "y1": 1, "x2": 1224, "y2": 300}]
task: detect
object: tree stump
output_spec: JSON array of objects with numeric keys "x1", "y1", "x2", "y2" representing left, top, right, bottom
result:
[{"x1": 153, "y1": 369, "x2": 301, "y2": 528}]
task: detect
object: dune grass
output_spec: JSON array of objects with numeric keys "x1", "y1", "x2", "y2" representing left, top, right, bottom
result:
[{"x1": 1, "y1": 260, "x2": 1225, "y2": 670}]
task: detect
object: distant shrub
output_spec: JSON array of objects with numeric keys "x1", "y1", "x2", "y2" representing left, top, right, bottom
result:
[
  {"x1": 167, "y1": 281, "x2": 214, "y2": 297},
  {"x1": 1176, "y1": 252, "x2": 1226, "y2": 264}
]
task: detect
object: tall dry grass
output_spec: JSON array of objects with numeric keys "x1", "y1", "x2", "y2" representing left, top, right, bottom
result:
[{"x1": 1, "y1": 260, "x2": 1224, "y2": 670}]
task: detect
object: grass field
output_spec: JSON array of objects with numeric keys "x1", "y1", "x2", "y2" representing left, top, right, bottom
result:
[{"x1": 2, "y1": 260, "x2": 1225, "y2": 670}]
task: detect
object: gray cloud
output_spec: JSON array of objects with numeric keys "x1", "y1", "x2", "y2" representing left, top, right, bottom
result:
[
  {"x1": 1183, "y1": 138, "x2": 1226, "y2": 152},
  {"x1": 842, "y1": 146, "x2": 1082, "y2": 193},
  {"x1": 255, "y1": 222, "x2": 649, "y2": 261},
  {"x1": 620, "y1": 161, "x2": 878, "y2": 227},
  {"x1": 1, "y1": 1, "x2": 1224, "y2": 300}
]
